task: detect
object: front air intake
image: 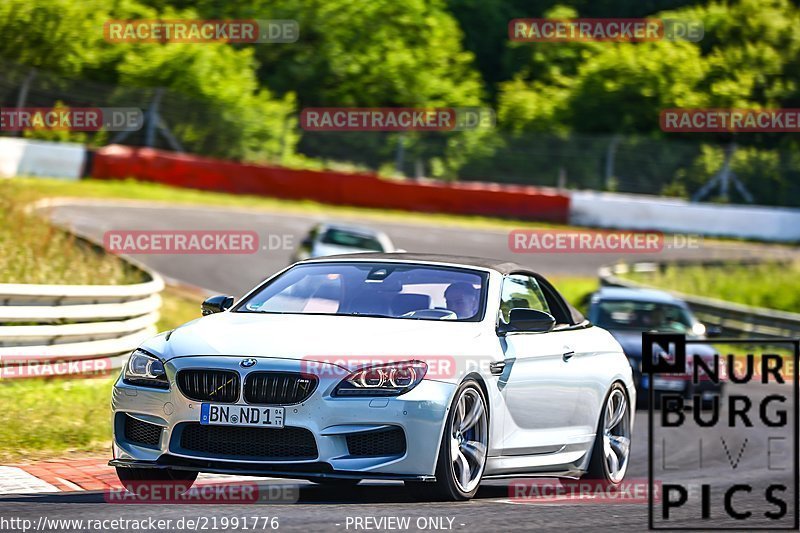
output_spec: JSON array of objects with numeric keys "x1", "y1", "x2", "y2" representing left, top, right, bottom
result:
[
  {"x1": 243, "y1": 372, "x2": 317, "y2": 405},
  {"x1": 177, "y1": 369, "x2": 240, "y2": 403}
]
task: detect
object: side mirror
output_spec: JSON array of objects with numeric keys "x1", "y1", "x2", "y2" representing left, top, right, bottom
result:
[
  {"x1": 202, "y1": 295, "x2": 234, "y2": 316},
  {"x1": 498, "y1": 308, "x2": 556, "y2": 335},
  {"x1": 301, "y1": 237, "x2": 313, "y2": 248}
]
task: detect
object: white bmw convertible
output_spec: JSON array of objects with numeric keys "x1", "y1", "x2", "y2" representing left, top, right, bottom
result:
[{"x1": 111, "y1": 253, "x2": 634, "y2": 500}]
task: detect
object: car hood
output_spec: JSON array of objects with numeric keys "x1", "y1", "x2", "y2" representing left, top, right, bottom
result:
[
  {"x1": 608, "y1": 329, "x2": 716, "y2": 359},
  {"x1": 145, "y1": 311, "x2": 486, "y2": 363}
]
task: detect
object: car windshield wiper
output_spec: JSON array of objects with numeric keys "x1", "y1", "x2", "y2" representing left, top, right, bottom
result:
[
  {"x1": 237, "y1": 310, "x2": 398, "y2": 319},
  {"x1": 345, "y1": 312, "x2": 394, "y2": 318}
]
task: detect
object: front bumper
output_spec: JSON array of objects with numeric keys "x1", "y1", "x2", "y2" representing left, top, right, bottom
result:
[{"x1": 111, "y1": 356, "x2": 455, "y2": 479}]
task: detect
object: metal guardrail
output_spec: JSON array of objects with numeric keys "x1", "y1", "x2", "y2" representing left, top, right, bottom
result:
[
  {"x1": 0, "y1": 267, "x2": 163, "y2": 377},
  {"x1": 599, "y1": 262, "x2": 800, "y2": 339}
]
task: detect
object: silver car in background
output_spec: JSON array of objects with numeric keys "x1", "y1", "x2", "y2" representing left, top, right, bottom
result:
[{"x1": 290, "y1": 223, "x2": 397, "y2": 262}]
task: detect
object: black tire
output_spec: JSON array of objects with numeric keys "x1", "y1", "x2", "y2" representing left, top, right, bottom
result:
[
  {"x1": 586, "y1": 382, "x2": 631, "y2": 486},
  {"x1": 116, "y1": 467, "x2": 198, "y2": 495},
  {"x1": 405, "y1": 379, "x2": 488, "y2": 501}
]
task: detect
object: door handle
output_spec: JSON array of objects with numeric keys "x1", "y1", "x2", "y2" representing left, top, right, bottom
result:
[{"x1": 562, "y1": 350, "x2": 575, "y2": 362}]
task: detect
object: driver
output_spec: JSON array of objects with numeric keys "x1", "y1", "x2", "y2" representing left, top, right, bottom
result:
[
  {"x1": 444, "y1": 282, "x2": 479, "y2": 319},
  {"x1": 640, "y1": 308, "x2": 662, "y2": 329}
]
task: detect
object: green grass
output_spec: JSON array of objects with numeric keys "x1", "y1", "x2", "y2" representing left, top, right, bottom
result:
[
  {"x1": 550, "y1": 276, "x2": 598, "y2": 315},
  {"x1": 0, "y1": 180, "x2": 145, "y2": 285},
  {"x1": 0, "y1": 286, "x2": 201, "y2": 462},
  {"x1": 622, "y1": 261, "x2": 800, "y2": 313},
  {"x1": 0, "y1": 377, "x2": 114, "y2": 462},
  {"x1": 0, "y1": 176, "x2": 204, "y2": 460},
  {"x1": 157, "y1": 285, "x2": 203, "y2": 332}
]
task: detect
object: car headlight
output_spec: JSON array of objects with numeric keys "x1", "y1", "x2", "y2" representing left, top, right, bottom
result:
[
  {"x1": 333, "y1": 361, "x2": 427, "y2": 397},
  {"x1": 692, "y1": 323, "x2": 706, "y2": 336},
  {"x1": 123, "y1": 349, "x2": 169, "y2": 389}
]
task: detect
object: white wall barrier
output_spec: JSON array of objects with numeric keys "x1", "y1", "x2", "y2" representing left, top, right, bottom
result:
[
  {"x1": 570, "y1": 190, "x2": 800, "y2": 242},
  {"x1": 0, "y1": 138, "x2": 85, "y2": 180}
]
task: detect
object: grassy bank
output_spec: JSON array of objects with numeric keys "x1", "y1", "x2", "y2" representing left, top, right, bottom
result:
[
  {"x1": 0, "y1": 180, "x2": 145, "y2": 285},
  {"x1": 622, "y1": 261, "x2": 800, "y2": 313},
  {"x1": 550, "y1": 276, "x2": 597, "y2": 314},
  {"x1": 0, "y1": 376, "x2": 114, "y2": 462},
  {"x1": 0, "y1": 179, "x2": 205, "y2": 461},
  {"x1": 157, "y1": 285, "x2": 203, "y2": 332},
  {"x1": 0, "y1": 283, "x2": 201, "y2": 462}
]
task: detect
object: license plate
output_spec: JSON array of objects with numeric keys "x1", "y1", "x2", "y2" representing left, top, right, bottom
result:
[
  {"x1": 200, "y1": 404, "x2": 284, "y2": 428},
  {"x1": 652, "y1": 377, "x2": 687, "y2": 391}
]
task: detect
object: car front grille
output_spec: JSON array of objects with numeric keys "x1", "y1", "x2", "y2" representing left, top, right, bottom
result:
[
  {"x1": 177, "y1": 369, "x2": 240, "y2": 403},
  {"x1": 243, "y1": 372, "x2": 318, "y2": 405},
  {"x1": 177, "y1": 423, "x2": 318, "y2": 460},
  {"x1": 346, "y1": 427, "x2": 406, "y2": 457},
  {"x1": 124, "y1": 414, "x2": 163, "y2": 448}
]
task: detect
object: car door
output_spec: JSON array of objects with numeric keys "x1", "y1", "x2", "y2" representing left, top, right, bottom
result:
[{"x1": 498, "y1": 274, "x2": 591, "y2": 456}]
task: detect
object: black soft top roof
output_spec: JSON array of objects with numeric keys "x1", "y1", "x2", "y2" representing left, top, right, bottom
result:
[{"x1": 305, "y1": 252, "x2": 530, "y2": 275}]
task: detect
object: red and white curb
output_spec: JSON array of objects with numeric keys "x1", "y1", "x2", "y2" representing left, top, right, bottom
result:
[
  {"x1": 0, "y1": 458, "x2": 266, "y2": 495},
  {"x1": 0, "y1": 467, "x2": 58, "y2": 495}
]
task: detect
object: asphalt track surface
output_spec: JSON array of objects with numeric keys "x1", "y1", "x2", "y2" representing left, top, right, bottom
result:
[
  {"x1": 1, "y1": 200, "x2": 795, "y2": 532},
  {"x1": 45, "y1": 200, "x2": 798, "y2": 297},
  {"x1": 1, "y1": 383, "x2": 795, "y2": 532}
]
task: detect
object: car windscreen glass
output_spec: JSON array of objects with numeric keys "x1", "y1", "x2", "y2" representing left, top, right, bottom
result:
[
  {"x1": 236, "y1": 262, "x2": 488, "y2": 321},
  {"x1": 320, "y1": 229, "x2": 385, "y2": 251},
  {"x1": 594, "y1": 300, "x2": 694, "y2": 333}
]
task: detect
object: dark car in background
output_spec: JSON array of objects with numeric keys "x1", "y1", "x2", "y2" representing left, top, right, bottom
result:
[{"x1": 588, "y1": 287, "x2": 724, "y2": 408}]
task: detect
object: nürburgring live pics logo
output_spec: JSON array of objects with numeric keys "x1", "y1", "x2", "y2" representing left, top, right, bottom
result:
[{"x1": 644, "y1": 333, "x2": 798, "y2": 530}]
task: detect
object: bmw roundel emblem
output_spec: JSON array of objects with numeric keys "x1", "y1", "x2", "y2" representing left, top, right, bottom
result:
[{"x1": 240, "y1": 358, "x2": 257, "y2": 368}]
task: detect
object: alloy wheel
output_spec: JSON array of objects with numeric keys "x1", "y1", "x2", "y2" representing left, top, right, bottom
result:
[
  {"x1": 602, "y1": 388, "x2": 631, "y2": 483},
  {"x1": 449, "y1": 387, "x2": 488, "y2": 493}
]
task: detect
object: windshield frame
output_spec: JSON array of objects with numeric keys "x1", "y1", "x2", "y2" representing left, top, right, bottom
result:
[{"x1": 232, "y1": 260, "x2": 491, "y2": 322}]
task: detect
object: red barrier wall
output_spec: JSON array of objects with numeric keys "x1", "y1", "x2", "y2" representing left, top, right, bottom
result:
[{"x1": 91, "y1": 145, "x2": 570, "y2": 222}]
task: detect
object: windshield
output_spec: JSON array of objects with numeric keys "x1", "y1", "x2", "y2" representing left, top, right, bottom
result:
[
  {"x1": 320, "y1": 229, "x2": 385, "y2": 251},
  {"x1": 237, "y1": 262, "x2": 487, "y2": 321},
  {"x1": 594, "y1": 300, "x2": 696, "y2": 333}
]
